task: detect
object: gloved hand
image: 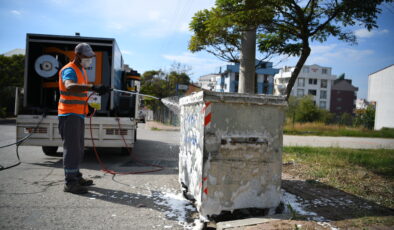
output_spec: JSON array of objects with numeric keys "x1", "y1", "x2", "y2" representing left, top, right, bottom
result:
[
  {"x1": 87, "y1": 105, "x2": 95, "y2": 116},
  {"x1": 92, "y1": 85, "x2": 111, "y2": 95}
]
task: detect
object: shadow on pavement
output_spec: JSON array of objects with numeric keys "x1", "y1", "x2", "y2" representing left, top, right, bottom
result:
[
  {"x1": 28, "y1": 139, "x2": 179, "y2": 175},
  {"x1": 282, "y1": 179, "x2": 394, "y2": 221},
  {"x1": 82, "y1": 185, "x2": 197, "y2": 224}
]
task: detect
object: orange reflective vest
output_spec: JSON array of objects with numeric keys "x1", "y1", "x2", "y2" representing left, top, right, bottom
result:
[{"x1": 58, "y1": 62, "x2": 89, "y2": 115}]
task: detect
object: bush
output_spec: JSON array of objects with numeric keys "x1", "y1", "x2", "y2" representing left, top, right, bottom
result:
[
  {"x1": 294, "y1": 96, "x2": 320, "y2": 122},
  {"x1": 318, "y1": 109, "x2": 335, "y2": 124},
  {"x1": 354, "y1": 105, "x2": 375, "y2": 129},
  {"x1": 339, "y1": 112, "x2": 353, "y2": 126}
]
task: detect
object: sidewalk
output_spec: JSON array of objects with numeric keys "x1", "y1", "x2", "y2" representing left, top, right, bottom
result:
[
  {"x1": 284, "y1": 135, "x2": 394, "y2": 149},
  {"x1": 145, "y1": 121, "x2": 394, "y2": 149},
  {"x1": 145, "y1": 121, "x2": 180, "y2": 131}
]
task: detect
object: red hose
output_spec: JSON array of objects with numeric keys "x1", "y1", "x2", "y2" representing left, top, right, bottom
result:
[{"x1": 86, "y1": 93, "x2": 164, "y2": 175}]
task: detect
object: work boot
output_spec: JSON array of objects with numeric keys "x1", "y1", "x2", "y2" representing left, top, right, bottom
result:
[
  {"x1": 64, "y1": 183, "x2": 88, "y2": 194},
  {"x1": 79, "y1": 177, "x2": 94, "y2": 186}
]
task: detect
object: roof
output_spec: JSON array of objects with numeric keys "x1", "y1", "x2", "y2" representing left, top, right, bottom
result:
[
  {"x1": 332, "y1": 79, "x2": 358, "y2": 91},
  {"x1": 369, "y1": 64, "x2": 394, "y2": 76},
  {"x1": 199, "y1": 74, "x2": 219, "y2": 81}
]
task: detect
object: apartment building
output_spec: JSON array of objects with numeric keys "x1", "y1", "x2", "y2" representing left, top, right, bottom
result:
[
  {"x1": 330, "y1": 78, "x2": 358, "y2": 115},
  {"x1": 208, "y1": 61, "x2": 279, "y2": 94},
  {"x1": 274, "y1": 64, "x2": 337, "y2": 110},
  {"x1": 198, "y1": 74, "x2": 219, "y2": 91}
]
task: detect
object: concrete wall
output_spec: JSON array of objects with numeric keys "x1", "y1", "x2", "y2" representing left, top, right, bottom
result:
[{"x1": 368, "y1": 65, "x2": 394, "y2": 130}]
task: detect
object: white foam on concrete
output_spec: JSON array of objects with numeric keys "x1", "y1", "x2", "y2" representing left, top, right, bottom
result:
[{"x1": 152, "y1": 189, "x2": 199, "y2": 229}]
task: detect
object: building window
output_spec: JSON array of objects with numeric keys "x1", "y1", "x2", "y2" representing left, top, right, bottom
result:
[
  {"x1": 322, "y1": 68, "x2": 328, "y2": 74},
  {"x1": 297, "y1": 78, "x2": 305, "y2": 87},
  {"x1": 321, "y1": 79, "x2": 327, "y2": 88},
  {"x1": 337, "y1": 97, "x2": 342, "y2": 102},
  {"x1": 336, "y1": 106, "x2": 342, "y2": 110},
  {"x1": 308, "y1": 90, "x2": 317, "y2": 96},
  {"x1": 308, "y1": 79, "x2": 317, "y2": 85},
  {"x1": 297, "y1": 89, "x2": 304, "y2": 96},
  {"x1": 320, "y1": 90, "x2": 327, "y2": 99},
  {"x1": 319, "y1": 101, "x2": 326, "y2": 109},
  {"x1": 303, "y1": 67, "x2": 309, "y2": 73}
]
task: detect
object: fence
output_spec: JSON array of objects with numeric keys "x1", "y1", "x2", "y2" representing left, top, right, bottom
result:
[{"x1": 152, "y1": 102, "x2": 179, "y2": 126}]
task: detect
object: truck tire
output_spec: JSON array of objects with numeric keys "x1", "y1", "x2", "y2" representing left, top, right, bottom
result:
[{"x1": 42, "y1": 146, "x2": 59, "y2": 156}]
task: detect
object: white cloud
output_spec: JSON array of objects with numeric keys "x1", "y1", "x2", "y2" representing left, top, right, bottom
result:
[
  {"x1": 11, "y1": 10, "x2": 21, "y2": 15},
  {"x1": 310, "y1": 44, "x2": 337, "y2": 54},
  {"x1": 307, "y1": 47, "x2": 374, "y2": 65},
  {"x1": 179, "y1": 22, "x2": 191, "y2": 33},
  {"x1": 147, "y1": 10, "x2": 161, "y2": 21},
  {"x1": 121, "y1": 50, "x2": 132, "y2": 55},
  {"x1": 49, "y1": 0, "x2": 69, "y2": 5},
  {"x1": 355, "y1": 28, "x2": 374, "y2": 38},
  {"x1": 381, "y1": 29, "x2": 389, "y2": 34},
  {"x1": 354, "y1": 28, "x2": 389, "y2": 38},
  {"x1": 163, "y1": 52, "x2": 226, "y2": 78},
  {"x1": 271, "y1": 45, "x2": 375, "y2": 68},
  {"x1": 66, "y1": 0, "x2": 215, "y2": 37}
]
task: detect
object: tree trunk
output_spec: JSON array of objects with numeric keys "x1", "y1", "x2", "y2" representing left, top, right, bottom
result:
[
  {"x1": 238, "y1": 28, "x2": 256, "y2": 94},
  {"x1": 285, "y1": 41, "x2": 311, "y2": 100}
]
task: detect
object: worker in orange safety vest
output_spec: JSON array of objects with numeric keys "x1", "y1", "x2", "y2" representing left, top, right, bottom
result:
[{"x1": 58, "y1": 43, "x2": 110, "y2": 194}]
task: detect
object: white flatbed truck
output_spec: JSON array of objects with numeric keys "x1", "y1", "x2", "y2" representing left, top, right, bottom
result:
[{"x1": 16, "y1": 33, "x2": 141, "y2": 155}]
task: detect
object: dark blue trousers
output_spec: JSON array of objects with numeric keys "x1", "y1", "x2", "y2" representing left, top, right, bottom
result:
[{"x1": 58, "y1": 115, "x2": 85, "y2": 185}]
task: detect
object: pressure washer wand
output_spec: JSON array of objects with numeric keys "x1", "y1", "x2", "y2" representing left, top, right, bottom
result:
[{"x1": 111, "y1": 88, "x2": 160, "y2": 100}]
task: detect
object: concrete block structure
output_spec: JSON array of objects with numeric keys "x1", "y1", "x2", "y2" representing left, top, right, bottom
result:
[
  {"x1": 179, "y1": 91, "x2": 287, "y2": 218},
  {"x1": 368, "y1": 64, "x2": 394, "y2": 130},
  {"x1": 274, "y1": 64, "x2": 337, "y2": 110}
]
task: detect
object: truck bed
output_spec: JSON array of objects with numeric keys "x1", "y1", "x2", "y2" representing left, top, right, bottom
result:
[{"x1": 16, "y1": 115, "x2": 136, "y2": 148}]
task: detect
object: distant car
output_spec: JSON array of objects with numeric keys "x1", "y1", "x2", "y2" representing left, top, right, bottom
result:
[{"x1": 138, "y1": 110, "x2": 146, "y2": 123}]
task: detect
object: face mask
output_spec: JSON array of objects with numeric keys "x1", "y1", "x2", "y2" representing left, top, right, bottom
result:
[{"x1": 81, "y1": 58, "x2": 92, "y2": 68}]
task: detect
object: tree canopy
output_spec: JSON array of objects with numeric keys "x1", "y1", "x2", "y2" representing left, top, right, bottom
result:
[
  {"x1": 189, "y1": 0, "x2": 273, "y2": 63},
  {"x1": 189, "y1": 0, "x2": 391, "y2": 98},
  {"x1": 140, "y1": 66, "x2": 191, "y2": 109},
  {"x1": 0, "y1": 54, "x2": 24, "y2": 117},
  {"x1": 257, "y1": 0, "x2": 391, "y2": 99}
]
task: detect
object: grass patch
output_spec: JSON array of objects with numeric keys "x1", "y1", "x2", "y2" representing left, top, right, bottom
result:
[
  {"x1": 284, "y1": 122, "x2": 394, "y2": 138},
  {"x1": 334, "y1": 216, "x2": 394, "y2": 229},
  {"x1": 283, "y1": 146, "x2": 394, "y2": 208}
]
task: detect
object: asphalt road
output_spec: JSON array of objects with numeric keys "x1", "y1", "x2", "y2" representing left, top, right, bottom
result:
[
  {"x1": 0, "y1": 123, "x2": 191, "y2": 230},
  {"x1": 1, "y1": 122, "x2": 393, "y2": 230}
]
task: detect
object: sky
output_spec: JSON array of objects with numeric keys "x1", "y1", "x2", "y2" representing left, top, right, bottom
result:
[{"x1": 0, "y1": 0, "x2": 393, "y2": 99}]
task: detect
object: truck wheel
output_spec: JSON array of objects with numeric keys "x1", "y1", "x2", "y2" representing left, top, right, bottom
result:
[{"x1": 42, "y1": 146, "x2": 59, "y2": 156}]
